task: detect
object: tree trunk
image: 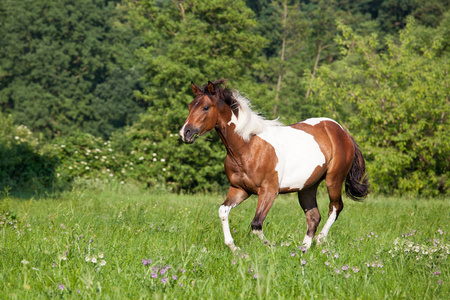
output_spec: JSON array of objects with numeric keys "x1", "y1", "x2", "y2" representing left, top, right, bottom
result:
[
  {"x1": 273, "y1": 1, "x2": 288, "y2": 116},
  {"x1": 305, "y1": 42, "x2": 324, "y2": 101}
]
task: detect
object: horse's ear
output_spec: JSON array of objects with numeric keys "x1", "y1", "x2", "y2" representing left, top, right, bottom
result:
[
  {"x1": 191, "y1": 81, "x2": 201, "y2": 96},
  {"x1": 207, "y1": 81, "x2": 215, "y2": 95}
]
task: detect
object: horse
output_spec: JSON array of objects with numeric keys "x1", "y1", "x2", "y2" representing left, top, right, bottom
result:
[{"x1": 180, "y1": 79, "x2": 369, "y2": 252}]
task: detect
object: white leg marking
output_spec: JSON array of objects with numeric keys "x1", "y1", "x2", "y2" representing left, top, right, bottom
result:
[
  {"x1": 317, "y1": 206, "x2": 337, "y2": 243},
  {"x1": 252, "y1": 229, "x2": 265, "y2": 241},
  {"x1": 218, "y1": 205, "x2": 238, "y2": 251},
  {"x1": 302, "y1": 235, "x2": 313, "y2": 249}
]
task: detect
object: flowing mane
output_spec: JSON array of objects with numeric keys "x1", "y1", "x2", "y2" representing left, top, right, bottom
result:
[{"x1": 229, "y1": 91, "x2": 282, "y2": 142}]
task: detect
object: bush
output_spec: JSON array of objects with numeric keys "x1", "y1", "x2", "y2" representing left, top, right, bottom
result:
[{"x1": 0, "y1": 114, "x2": 58, "y2": 193}]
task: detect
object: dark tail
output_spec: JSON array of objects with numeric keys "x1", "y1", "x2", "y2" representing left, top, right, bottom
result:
[{"x1": 345, "y1": 139, "x2": 370, "y2": 201}]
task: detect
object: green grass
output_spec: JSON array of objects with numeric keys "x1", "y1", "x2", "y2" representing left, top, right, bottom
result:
[{"x1": 1, "y1": 182, "x2": 449, "y2": 299}]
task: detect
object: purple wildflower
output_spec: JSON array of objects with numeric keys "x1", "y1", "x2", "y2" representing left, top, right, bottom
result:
[
  {"x1": 59, "y1": 284, "x2": 65, "y2": 290},
  {"x1": 231, "y1": 260, "x2": 236, "y2": 265},
  {"x1": 291, "y1": 251, "x2": 295, "y2": 257},
  {"x1": 345, "y1": 273, "x2": 350, "y2": 278},
  {"x1": 151, "y1": 272, "x2": 157, "y2": 278},
  {"x1": 434, "y1": 271, "x2": 441, "y2": 275},
  {"x1": 334, "y1": 269, "x2": 341, "y2": 274},
  {"x1": 437, "y1": 280, "x2": 442, "y2": 285},
  {"x1": 301, "y1": 260, "x2": 307, "y2": 265},
  {"x1": 325, "y1": 261, "x2": 330, "y2": 266},
  {"x1": 160, "y1": 268, "x2": 167, "y2": 275},
  {"x1": 152, "y1": 266, "x2": 159, "y2": 272},
  {"x1": 254, "y1": 274, "x2": 258, "y2": 279},
  {"x1": 172, "y1": 275, "x2": 178, "y2": 280},
  {"x1": 352, "y1": 267, "x2": 360, "y2": 273},
  {"x1": 181, "y1": 269, "x2": 186, "y2": 274},
  {"x1": 142, "y1": 259, "x2": 148, "y2": 266},
  {"x1": 342, "y1": 265, "x2": 349, "y2": 271},
  {"x1": 334, "y1": 253, "x2": 339, "y2": 258},
  {"x1": 161, "y1": 277, "x2": 167, "y2": 284}
]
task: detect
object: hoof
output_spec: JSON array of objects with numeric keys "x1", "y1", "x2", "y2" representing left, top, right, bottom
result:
[
  {"x1": 299, "y1": 245, "x2": 309, "y2": 253},
  {"x1": 229, "y1": 244, "x2": 240, "y2": 253},
  {"x1": 315, "y1": 234, "x2": 326, "y2": 245}
]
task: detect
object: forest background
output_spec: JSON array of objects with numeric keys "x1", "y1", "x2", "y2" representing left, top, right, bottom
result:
[{"x1": 0, "y1": 0, "x2": 448, "y2": 197}]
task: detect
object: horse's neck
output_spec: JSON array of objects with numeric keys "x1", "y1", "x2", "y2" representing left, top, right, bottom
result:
[{"x1": 215, "y1": 114, "x2": 248, "y2": 158}]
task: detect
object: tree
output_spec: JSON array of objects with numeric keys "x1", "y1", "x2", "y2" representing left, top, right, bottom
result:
[
  {"x1": 310, "y1": 16, "x2": 450, "y2": 196},
  {"x1": 118, "y1": 0, "x2": 267, "y2": 191},
  {"x1": 0, "y1": 0, "x2": 145, "y2": 138}
]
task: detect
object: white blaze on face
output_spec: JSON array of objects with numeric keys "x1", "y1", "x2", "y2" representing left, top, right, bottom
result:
[
  {"x1": 179, "y1": 118, "x2": 190, "y2": 139},
  {"x1": 257, "y1": 126, "x2": 326, "y2": 190}
]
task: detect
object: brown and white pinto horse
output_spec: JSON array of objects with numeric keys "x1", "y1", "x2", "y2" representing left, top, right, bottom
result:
[{"x1": 180, "y1": 79, "x2": 369, "y2": 252}]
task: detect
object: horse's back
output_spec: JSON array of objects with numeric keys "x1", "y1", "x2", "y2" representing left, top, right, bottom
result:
[{"x1": 255, "y1": 118, "x2": 351, "y2": 192}]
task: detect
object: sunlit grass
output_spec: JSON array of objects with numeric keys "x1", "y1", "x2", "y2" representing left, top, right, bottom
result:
[{"x1": 0, "y1": 182, "x2": 448, "y2": 299}]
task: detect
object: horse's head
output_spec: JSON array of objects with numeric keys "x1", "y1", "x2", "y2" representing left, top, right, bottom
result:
[{"x1": 180, "y1": 80, "x2": 225, "y2": 143}]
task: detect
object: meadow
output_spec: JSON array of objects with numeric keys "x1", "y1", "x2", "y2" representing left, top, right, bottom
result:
[{"x1": 0, "y1": 182, "x2": 448, "y2": 299}]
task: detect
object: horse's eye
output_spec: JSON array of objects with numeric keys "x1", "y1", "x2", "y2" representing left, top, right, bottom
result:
[{"x1": 203, "y1": 106, "x2": 210, "y2": 111}]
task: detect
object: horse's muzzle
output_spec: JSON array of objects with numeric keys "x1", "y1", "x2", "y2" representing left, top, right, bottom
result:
[{"x1": 180, "y1": 124, "x2": 199, "y2": 144}]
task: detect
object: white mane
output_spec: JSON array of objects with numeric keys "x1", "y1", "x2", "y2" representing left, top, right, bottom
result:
[{"x1": 230, "y1": 90, "x2": 282, "y2": 142}]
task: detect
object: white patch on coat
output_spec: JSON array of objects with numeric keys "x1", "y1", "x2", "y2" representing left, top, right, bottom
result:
[
  {"x1": 257, "y1": 126, "x2": 326, "y2": 190},
  {"x1": 301, "y1": 117, "x2": 343, "y2": 129},
  {"x1": 227, "y1": 111, "x2": 238, "y2": 127},
  {"x1": 317, "y1": 206, "x2": 337, "y2": 241},
  {"x1": 227, "y1": 91, "x2": 282, "y2": 141}
]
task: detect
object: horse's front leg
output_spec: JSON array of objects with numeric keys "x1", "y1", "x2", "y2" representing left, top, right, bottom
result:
[
  {"x1": 251, "y1": 187, "x2": 278, "y2": 245},
  {"x1": 219, "y1": 186, "x2": 250, "y2": 252}
]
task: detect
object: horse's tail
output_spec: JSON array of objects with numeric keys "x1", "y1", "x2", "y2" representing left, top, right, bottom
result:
[{"x1": 345, "y1": 139, "x2": 370, "y2": 201}]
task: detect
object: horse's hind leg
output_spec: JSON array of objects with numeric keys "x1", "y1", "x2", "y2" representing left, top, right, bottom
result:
[
  {"x1": 219, "y1": 186, "x2": 250, "y2": 252},
  {"x1": 298, "y1": 184, "x2": 321, "y2": 250},
  {"x1": 251, "y1": 187, "x2": 278, "y2": 244},
  {"x1": 317, "y1": 173, "x2": 346, "y2": 243}
]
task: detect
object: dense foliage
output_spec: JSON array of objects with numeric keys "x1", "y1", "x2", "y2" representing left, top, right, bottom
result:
[
  {"x1": 0, "y1": 0, "x2": 146, "y2": 138},
  {"x1": 0, "y1": 0, "x2": 449, "y2": 195}
]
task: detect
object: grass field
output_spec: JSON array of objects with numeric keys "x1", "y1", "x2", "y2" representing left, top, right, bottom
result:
[{"x1": 0, "y1": 182, "x2": 448, "y2": 299}]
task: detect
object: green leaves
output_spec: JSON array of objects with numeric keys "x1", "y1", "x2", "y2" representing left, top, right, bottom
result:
[
  {"x1": 0, "y1": 0, "x2": 145, "y2": 138},
  {"x1": 311, "y1": 16, "x2": 450, "y2": 196}
]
